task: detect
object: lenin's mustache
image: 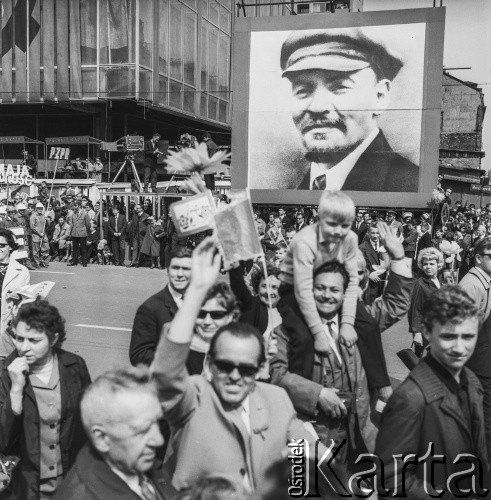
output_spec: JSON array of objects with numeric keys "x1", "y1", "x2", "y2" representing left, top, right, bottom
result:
[{"x1": 296, "y1": 113, "x2": 347, "y2": 135}]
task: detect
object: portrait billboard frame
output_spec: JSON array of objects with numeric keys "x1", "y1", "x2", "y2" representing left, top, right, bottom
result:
[{"x1": 231, "y1": 8, "x2": 445, "y2": 207}]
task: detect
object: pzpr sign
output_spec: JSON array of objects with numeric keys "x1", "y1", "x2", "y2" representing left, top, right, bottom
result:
[
  {"x1": 49, "y1": 147, "x2": 70, "y2": 160},
  {"x1": 0, "y1": 164, "x2": 34, "y2": 185}
]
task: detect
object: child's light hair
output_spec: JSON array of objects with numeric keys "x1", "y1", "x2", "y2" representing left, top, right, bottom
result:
[{"x1": 318, "y1": 191, "x2": 355, "y2": 223}]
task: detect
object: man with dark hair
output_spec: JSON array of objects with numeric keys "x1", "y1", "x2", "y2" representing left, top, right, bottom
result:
[
  {"x1": 359, "y1": 222, "x2": 386, "y2": 304},
  {"x1": 203, "y1": 132, "x2": 218, "y2": 191},
  {"x1": 128, "y1": 204, "x2": 149, "y2": 268},
  {"x1": 375, "y1": 285, "x2": 488, "y2": 498},
  {"x1": 294, "y1": 210, "x2": 306, "y2": 231},
  {"x1": 143, "y1": 133, "x2": 161, "y2": 193},
  {"x1": 108, "y1": 205, "x2": 127, "y2": 266},
  {"x1": 278, "y1": 207, "x2": 291, "y2": 229},
  {"x1": 460, "y1": 236, "x2": 491, "y2": 459},
  {"x1": 152, "y1": 238, "x2": 324, "y2": 494},
  {"x1": 129, "y1": 246, "x2": 192, "y2": 366}
]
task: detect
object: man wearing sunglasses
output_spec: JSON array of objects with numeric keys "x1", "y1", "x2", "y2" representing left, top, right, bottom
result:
[
  {"x1": 459, "y1": 236, "x2": 491, "y2": 460},
  {"x1": 152, "y1": 238, "x2": 325, "y2": 494}
]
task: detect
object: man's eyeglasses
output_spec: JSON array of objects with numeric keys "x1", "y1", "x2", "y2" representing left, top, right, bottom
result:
[
  {"x1": 197, "y1": 310, "x2": 229, "y2": 320},
  {"x1": 0, "y1": 243, "x2": 9, "y2": 248},
  {"x1": 479, "y1": 253, "x2": 491, "y2": 259},
  {"x1": 212, "y1": 359, "x2": 259, "y2": 378}
]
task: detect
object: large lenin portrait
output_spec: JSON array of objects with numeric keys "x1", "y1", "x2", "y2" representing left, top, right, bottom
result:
[{"x1": 232, "y1": 9, "x2": 445, "y2": 206}]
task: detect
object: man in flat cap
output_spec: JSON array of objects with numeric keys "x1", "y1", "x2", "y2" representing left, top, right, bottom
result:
[{"x1": 281, "y1": 28, "x2": 419, "y2": 192}]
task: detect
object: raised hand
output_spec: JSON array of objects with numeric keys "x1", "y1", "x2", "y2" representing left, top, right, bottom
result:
[
  {"x1": 190, "y1": 237, "x2": 222, "y2": 293},
  {"x1": 377, "y1": 221, "x2": 405, "y2": 260}
]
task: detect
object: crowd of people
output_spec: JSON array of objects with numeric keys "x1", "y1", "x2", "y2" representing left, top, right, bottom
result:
[
  {"x1": 0, "y1": 182, "x2": 208, "y2": 270},
  {"x1": 1, "y1": 187, "x2": 491, "y2": 499}
]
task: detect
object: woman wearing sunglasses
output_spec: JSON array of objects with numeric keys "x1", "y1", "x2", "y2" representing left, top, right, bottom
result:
[
  {"x1": 187, "y1": 282, "x2": 239, "y2": 375},
  {"x1": 0, "y1": 228, "x2": 30, "y2": 361}
]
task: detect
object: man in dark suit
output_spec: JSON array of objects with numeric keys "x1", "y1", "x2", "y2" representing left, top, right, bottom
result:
[
  {"x1": 278, "y1": 207, "x2": 291, "y2": 228},
  {"x1": 294, "y1": 210, "x2": 307, "y2": 232},
  {"x1": 415, "y1": 221, "x2": 432, "y2": 262},
  {"x1": 203, "y1": 132, "x2": 218, "y2": 191},
  {"x1": 108, "y1": 205, "x2": 127, "y2": 266},
  {"x1": 352, "y1": 211, "x2": 368, "y2": 244},
  {"x1": 54, "y1": 367, "x2": 176, "y2": 500},
  {"x1": 129, "y1": 246, "x2": 192, "y2": 366},
  {"x1": 128, "y1": 204, "x2": 149, "y2": 267},
  {"x1": 280, "y1": 28, "x2": 419, "y2": 192},
  {"x1": 143, "y1": 133, "x2": 161, "y2": 193},
  {"x1": 375, "y1": 286, "x2": 487, "y2": 498},
  {"x1": 359, "y1": 222, "x2": 385, "y2": 304}
]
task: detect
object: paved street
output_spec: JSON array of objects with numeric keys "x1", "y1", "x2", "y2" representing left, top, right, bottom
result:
[{"x1": 30, "y1": 262, "x2": 410, "y2": 383}]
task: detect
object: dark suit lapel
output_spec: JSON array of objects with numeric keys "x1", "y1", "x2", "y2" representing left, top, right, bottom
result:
[
  {"x1": 343, "y1": 131, "x2": 392, "y2": 191},
  {"x1": 162, "y1": 286, "x2": 178, "y2": 316}
]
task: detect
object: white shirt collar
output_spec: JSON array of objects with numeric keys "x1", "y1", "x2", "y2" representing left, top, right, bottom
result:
[
  {"x1": 168, "y1": 285, "x2": 183, "y2": 307},
  {"x1": 309, "y1": 129, "x2": 379, "y2": 190}
]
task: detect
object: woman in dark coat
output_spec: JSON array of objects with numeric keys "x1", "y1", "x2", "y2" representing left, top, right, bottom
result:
[
  {"x1": 408, "y1": 247, "x2": 444, "y2": 358},
  {"x1": 0, "y1": 298, "x2": 91, "y2": 500}
]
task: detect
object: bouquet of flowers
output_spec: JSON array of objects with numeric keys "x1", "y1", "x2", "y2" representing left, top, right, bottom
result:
[
  {"x1": 431, "y1": 188, "x2": 445, "y2": 204},
  {"x1": 165, "y1": 142, "x2": 231, "y2": 194},
  {"x1": 439, "y1": 240, "x2": 462, "y2": 268}
]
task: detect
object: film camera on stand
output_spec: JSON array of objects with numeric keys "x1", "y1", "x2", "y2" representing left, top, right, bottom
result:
[{"x1": 108, "y1": 135, "x2": 145, "y2": 191}]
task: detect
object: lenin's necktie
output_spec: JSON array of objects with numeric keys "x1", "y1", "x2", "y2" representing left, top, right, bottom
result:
[
  {"x1": 139, "y1": 475, "x2": 158, "y2": 500},
  {"x1": 312, "y1": 174, "x2": 326, "y2": 190}
]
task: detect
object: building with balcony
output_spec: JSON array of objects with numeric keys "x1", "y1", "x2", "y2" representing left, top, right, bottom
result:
[{"x1": 439, "y1": 72, "x2": 486, "y2": 203}]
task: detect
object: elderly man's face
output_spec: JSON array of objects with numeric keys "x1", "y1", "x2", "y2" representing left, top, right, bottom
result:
[
  {"x1": 103, "y1": 392, "x2": 164, "y2": 475},
  {"x1": 208, "y1": 332, "x2": 261, "y2": 407},
  {"x1": 369, "y1": 227, "x2": 379, "y2": 243},
  {"x1": 288, "y1": 68, "x2": 389, "y2": 157},
  {"x1": 313, "y1": 271, "x2": 345, "y2": 319}
]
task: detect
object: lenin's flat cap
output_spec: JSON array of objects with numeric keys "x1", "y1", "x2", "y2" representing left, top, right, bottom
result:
[{"x1": 281, "y1": 28, "x2": 403, "y2": 81}]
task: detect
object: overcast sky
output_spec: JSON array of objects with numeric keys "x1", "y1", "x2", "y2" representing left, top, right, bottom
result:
[{"x1": 364, "y1": 0, "x2": 491, "y2": 171}]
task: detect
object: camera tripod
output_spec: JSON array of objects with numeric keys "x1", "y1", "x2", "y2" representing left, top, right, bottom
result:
[{"x1": 108, "y1": 154, "x2": 143, "y2": 192}]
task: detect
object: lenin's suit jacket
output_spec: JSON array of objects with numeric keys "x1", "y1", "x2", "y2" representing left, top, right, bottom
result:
[
  {"x1": 129, "y1": 286, "x2": 178, "y2": 366},
  {"x1": 54, "y1": 444, "x2": 176, "y2": 500},
  {"x1": 153, "y1": 336, "x2": 316, "y2": 492},
  {"x1": 295, "y1": 131, "x2": 419, "y2": 192}
]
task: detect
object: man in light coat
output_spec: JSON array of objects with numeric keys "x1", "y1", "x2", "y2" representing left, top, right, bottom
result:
[
  {"x1": 152, "y1": 238, "x2": 326, "y2": 495},
  {"x1": 30, "y1": 202, "x2": 50, "y2": 268}
]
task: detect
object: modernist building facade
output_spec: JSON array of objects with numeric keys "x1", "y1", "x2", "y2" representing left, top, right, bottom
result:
[{"x1": 0, "y1": 0, "x2": 233, "y2": 162}]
